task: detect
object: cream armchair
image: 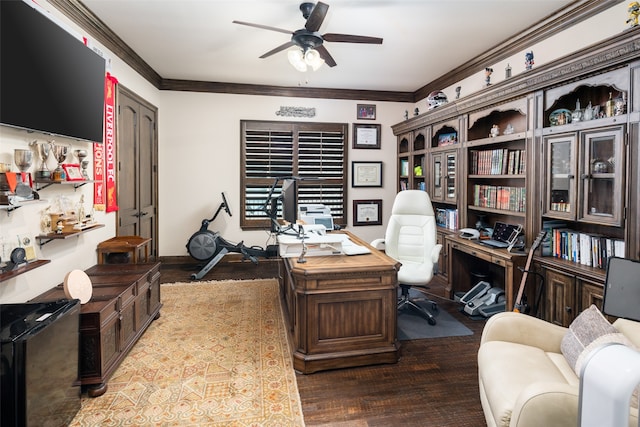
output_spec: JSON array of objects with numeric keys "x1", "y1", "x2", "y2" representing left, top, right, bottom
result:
[{"x1": 478, "y1": 311, "x2": 640, "y2": 427}]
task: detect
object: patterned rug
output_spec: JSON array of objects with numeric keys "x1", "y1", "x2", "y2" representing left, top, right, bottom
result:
[{"x1": 70, "y1": 279, "x2": 305, "y2": 426}]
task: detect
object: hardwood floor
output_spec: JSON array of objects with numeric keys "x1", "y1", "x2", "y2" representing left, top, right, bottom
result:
[{"x1": 159, "y1": 256, "x2": 487, "y2": 426}]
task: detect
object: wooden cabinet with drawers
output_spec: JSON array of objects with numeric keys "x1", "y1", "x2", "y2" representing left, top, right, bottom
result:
[{"x1": 31, "y1": 262, "x2": 162, "y2": 396}]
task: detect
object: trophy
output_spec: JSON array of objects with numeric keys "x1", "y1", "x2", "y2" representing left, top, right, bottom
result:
[
  {"x1": 30, "y1": 140, "x2": 52, "y2": 179},
  {"x1": 74, "y1": 149, "x2": 90, "y2": 179},
  {"x1": 51, "y1": 143, "x2": 69, "y2": 182},
  {"x1": 14, "y1": 149, "x2": 33, "y2": 197}
]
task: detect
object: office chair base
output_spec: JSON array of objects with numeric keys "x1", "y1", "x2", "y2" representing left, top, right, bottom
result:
[{"x1": 398, "y1": 290, "x2": 437, "y2": 325}]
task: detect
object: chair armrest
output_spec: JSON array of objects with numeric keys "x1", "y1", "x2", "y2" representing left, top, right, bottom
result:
[
  {"x1": 430, "y1": 243, "x2": 442, "y2": 264},
  {"x1": 480, "y1": 312, "x2": 567, "y2": 353},
  {"x1": 370, "y1": 238, "x2": 385, "y2": 250},
  {"x1": 510, "y1": 382, "x2": 579, "y2": 427}
]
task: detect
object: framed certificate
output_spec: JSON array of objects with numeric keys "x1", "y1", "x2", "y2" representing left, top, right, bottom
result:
[
  {"x1": 62, "y1": 163, "x2": 84, "y2": 181},
  {"x1": 353, "y1": 199, "x2": 382, "y2": 226},
  {"x1": 353, "y1": 124, "x2": 381, "y2": 149},
  {"x1": 352, "y1": 161, "x2": 382, "y2": 187}
]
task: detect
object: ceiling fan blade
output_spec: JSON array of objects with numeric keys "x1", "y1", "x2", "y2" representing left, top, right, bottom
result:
[
  {"x1": 232, "y1": 20, "x2": 293, "y2": 35},
  {"x1": 315, "y1": 44, "x2": 337, "y2": 67},
  {"x1": 323, "y1": 33, "x2": 383, "y2": 44},
  {"x1": 305, "y1": 2, "x2": 329, "y2": 32},
  {"x1": 259, "y1": 41, "x2": 295, "y2": 59}
]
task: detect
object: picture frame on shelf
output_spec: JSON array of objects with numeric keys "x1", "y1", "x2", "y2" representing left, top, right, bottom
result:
[
  {"x1": 353, "y1": 199, "x2": 382, "y2": 226},
  {"x1": 17, "y1": 234, "x2": 37, "y2": 261},
  {"x1": 352, "y1": 161, "x2": 382, "y2": 187},
  {"x1": 437, "y1": 132, "x2": 458, "y2": 146},
  {"x1": 353, "y1": 124, "x2": 381, "y2": 149},
  {"x1": 62, "y1": 164, "x2": 83, "y2": 181},
  {"x1": 356, "y1": 104, "x2": 376, "y2": 120}
]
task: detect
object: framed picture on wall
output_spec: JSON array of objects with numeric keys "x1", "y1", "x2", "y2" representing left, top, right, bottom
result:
[
  {"x1": 353, "y1": 199, "x2": 382, "y2": 226},
  {"x1": 352, "y1": 161, "x2": 382, "y2": 187},
  {"x1": 356, "y1": 104, "x2": 376, "y2": 120},
  {"x1": 353, "y1": 124, "x2": 381, "y2": 149}
]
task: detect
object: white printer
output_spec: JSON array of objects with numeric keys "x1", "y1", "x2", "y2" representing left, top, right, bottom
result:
[{"x1": 298, "y1": 204, "x2": 333, "y2": 230}]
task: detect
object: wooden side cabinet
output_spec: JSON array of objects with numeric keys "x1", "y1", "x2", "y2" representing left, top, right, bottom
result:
[{"x1": 31, "y1": 262, "x2": 162, "y2": 396}]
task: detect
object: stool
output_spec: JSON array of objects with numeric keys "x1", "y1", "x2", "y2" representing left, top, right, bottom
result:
[{"x1": 97, "y1": 236, "x2": 151, "y2": 264}]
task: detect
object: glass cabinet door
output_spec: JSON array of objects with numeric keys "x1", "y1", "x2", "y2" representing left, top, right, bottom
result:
[
  {"x1": 544, "y1": 134, "x2": 577, "y2": 220},
  {"x1": 579, "y1": 126, "x2": 624, "y2": 225},
  {"x1": 430, "y1": 152, "x2": 444, "y2": 201},
  {"x1": 444, "y1": 151, "x2": 457, "y2": 202}
]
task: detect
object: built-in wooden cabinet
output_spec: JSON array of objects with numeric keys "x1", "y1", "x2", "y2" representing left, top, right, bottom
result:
[{"x1": 391, "y1": 28, "x2": 640, "y2": 322}]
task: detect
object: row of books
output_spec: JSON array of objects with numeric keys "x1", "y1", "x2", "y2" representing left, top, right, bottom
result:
[
  {"x1": 469, "y1": 148, "x2": 525, "y2": 175},
  {"x1": 541, "y1": 221, "x2": 625, "y2": 269},
  {"x1": 471, "y1": 185, "x2": 526, "y2": 212},
  {"x1": 435, "y1": 208, "x2": 458, "y2": 230}
]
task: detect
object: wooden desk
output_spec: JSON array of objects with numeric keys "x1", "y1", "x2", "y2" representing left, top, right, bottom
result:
[
  {"x1": 445, "y1": 235, "x2": 526, "y2": 311},
  {"x1": 30, "y1": 262, "x2": 162, "y2": 397},
  {"x1": 279, "y1": 231, "x2": 401, "y2": 374}
]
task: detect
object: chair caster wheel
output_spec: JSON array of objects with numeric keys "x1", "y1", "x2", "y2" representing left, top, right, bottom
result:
[
  {"x1": 191, "y1": 274, "x2": 197, "y2": 280},
  {"x1": 428, "y1": 317, "x2": 437, "y2": 326}
]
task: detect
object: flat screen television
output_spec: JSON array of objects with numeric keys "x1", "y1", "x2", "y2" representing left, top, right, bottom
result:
[
  {"x1": 280, "y1": 179, "x2": 298, "y2": 225},
  {"x1": 0, "y1": 0, "x2": 106, "y2": 143}
]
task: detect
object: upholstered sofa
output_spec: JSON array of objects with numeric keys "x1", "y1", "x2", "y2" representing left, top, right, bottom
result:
[{"x1": 478, "y1": 308, "x2": 640, "y2": 427}]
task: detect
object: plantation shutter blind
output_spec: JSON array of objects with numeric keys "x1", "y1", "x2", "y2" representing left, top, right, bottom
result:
[{"x1": 240, "y1": 120, "x2": 347, "y2": 229}]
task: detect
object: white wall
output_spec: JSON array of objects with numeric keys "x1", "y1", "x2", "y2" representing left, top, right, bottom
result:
[
  {"x1": 158, "y1": 92, "x2": 406, "y2": 256},
  {"x1": 0, "y1": 1, "x2": 628, "y2": 302}
]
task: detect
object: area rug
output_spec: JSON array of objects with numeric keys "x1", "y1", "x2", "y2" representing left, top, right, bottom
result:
[
  {"x1": 397, "y1": 289, "x2": 474, "y2": 341},
  {"x1": 70, "y1": 279, "x2": 305, "y2": 427}
]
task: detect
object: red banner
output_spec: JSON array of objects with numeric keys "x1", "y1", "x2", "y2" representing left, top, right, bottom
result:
[{"x1": 104, "y1": 73, "x2": 118, "y2": 212}]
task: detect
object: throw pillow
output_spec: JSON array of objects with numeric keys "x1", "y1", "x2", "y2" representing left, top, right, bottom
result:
[{"x1": 561, "y1": 304, "x2": 635, "y2": 376}]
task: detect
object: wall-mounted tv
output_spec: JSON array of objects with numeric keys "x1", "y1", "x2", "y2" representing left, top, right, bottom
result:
[{"x1": 1, "y1": 0, "x2": 106, "y2": 143}]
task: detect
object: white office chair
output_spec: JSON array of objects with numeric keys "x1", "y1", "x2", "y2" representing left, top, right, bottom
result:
[{"x1": 372, "y1": 190, "x2": 443, "y2": 325}]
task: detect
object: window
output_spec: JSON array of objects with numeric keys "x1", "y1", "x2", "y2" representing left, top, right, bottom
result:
[{"x1": 240, "y1": 120, "x2": 348, "y2": 230}]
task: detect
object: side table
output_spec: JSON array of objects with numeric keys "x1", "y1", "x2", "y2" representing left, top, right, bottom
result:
[{"x1": 97, "y1": 236, "x2": 151, "y2": 264}]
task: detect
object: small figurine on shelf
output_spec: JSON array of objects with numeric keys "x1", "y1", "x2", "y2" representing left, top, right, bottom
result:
[
  {"x1": 490, "y1": 124, "x2": 500, "y2": 138},
  {"x1": 55, "y1": 219, "x2": 64, "y2": 234},
  {"x1": 485, "y1": 67, "x2": 493, "y2": 87},
  {"x1": 525, "y1": 51, "x2": 534, "y2": 71},
  {"x1": 455, "y1": 86, "x2": 461, "y2": 99},
  {"x1": 40, "y1": 206, "x2": 52, "y2": 234},
  {"x1": 504, "y1": 124, "x2": 515, "y2": 135},
  {"x1": 583, "y1": 101, "x2": 594, "y2": 120},
  {"x1": 404, "y1": 110, "x2": 409, "y2": 120},
  {"x1": 627, "y1": 1, "x2": 639, "y2": 27},
  {"x1": 505, "y1": 63, "x2": 512, "y2": 79},
  {"x1": 414, "y1": 108, "x2": 419, "y2": 116}
]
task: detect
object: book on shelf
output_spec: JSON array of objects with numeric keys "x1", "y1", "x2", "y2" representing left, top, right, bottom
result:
[
  {"x1": 469, "y1": 148, "x2": 525, "y2": 175},
  {"x1": 546, "y1": 227, "x2": 624, "y2": 269}
]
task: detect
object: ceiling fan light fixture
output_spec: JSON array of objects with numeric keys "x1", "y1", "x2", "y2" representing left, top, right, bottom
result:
[
  {"x1": 304, "y1": 48, "x2": 324, "y2": 71},
  {"x1": 287, "y1": 48, "x2": 307, "y2": 72}
]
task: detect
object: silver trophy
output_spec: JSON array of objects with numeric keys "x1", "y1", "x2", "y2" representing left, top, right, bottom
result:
[
  {"x1": 30, "y1": 140, "x2": 52, "y2": 179},
  {"x1": 51, "y1": 143, "x2": 69, "y2": 181},
  {"x1": 74, "y1": 149, "x2": 90, "y2": 179},
  {"x1": 13, "y1": 149, "x2": 33, "y2": 197}
]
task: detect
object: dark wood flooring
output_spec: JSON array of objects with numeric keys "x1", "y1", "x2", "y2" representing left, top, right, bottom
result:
[{"x1": 159, "y1": 256, "x2": 487, "y2": 427}]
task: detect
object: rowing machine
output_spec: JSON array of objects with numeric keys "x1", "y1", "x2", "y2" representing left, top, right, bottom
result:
[{"x1": 186, "y1": 192, "x2": 274, "y2": 280}]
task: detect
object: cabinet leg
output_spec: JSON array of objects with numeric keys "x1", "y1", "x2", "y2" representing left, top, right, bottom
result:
[{"x1": 87, "y1": 382, "x2": 108, "y2": 398}]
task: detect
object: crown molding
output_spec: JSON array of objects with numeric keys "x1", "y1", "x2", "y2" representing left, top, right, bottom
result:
[{"x1": 49, "y1": 0, "x2": 618, "y2": 102}]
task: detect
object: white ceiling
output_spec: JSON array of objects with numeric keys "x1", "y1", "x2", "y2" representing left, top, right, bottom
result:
[{"x1": 79, "y1": 0, "x2": 574, "y2": 93}]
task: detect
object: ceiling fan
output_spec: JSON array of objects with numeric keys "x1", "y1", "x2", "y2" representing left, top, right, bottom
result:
[{"x1": 232, "y1": 1, "x2": 383, "y2": 68}]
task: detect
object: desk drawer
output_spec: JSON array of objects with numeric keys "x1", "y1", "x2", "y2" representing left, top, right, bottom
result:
[{"x1": 450, "y1": 242, "x2": 492, "y2": 263}]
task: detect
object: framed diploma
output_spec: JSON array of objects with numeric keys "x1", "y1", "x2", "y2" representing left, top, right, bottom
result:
[
  {"x1": 351, "y1": 161, "x2": 382, "y2": 187},
  {"x1": 353, "y1": 124, "x2": 381, "y2": 149},
  {"x1": 353, "y1": 199, "x2": 382, "y2": 226}
]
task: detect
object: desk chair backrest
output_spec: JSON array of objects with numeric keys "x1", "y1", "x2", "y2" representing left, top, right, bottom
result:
[{"x1": 385, "y1": 190, "x2": 440, "y2": 285}]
